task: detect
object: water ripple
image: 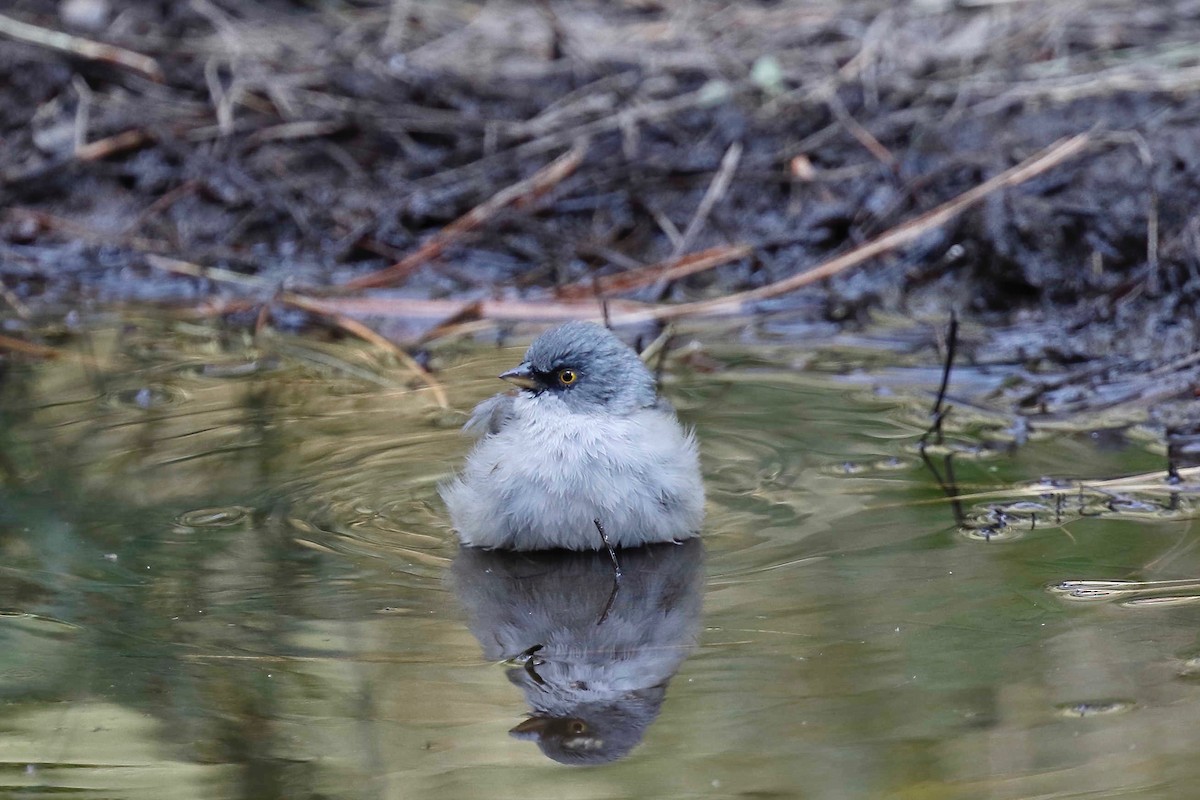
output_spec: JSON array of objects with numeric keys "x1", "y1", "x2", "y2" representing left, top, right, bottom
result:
[
  {"x1": 176, "y1": 506, "x2": 253, "y2": 529},
  {"x1": 1054, "y1": 699, "x2": 1136, "y2": 718}
]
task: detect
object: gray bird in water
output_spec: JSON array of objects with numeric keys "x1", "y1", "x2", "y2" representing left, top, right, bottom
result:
[{"x1": 441, "y1": 321, "x2": 705, "y2": 551}]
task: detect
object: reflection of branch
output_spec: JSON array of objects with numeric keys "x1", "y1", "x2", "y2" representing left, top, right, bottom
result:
[
  {"x1": 144, "y1": 255, "x2": 449, "y2": 407},
  {"x1": 0, "y1": 334, "x2": 65, "y2": 359},
  {"x1": 0, "y1": 447, "x2": 16, "y2": 486},
  {"x1": 0, "y1": 12, "x2": 164, "y2": 82},
  {"x1": 517, "y1": 644, "x2": 546, "y2": 686},
  {"x1": 918, "y1": 448, "x2": 965, "y2": 527},
  {"x1": 282, "y1": 293, "x2": 448, "y2": 408}
]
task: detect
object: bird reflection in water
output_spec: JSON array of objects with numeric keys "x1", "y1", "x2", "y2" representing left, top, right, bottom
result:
[{"x1": 450, "y1": 539, "x2": 704, "y2": 765}]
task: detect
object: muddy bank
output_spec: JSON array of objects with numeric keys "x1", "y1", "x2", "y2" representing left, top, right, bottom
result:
[{"x1": 2, "y1": 0, "x2": 1199, "y2": 424}]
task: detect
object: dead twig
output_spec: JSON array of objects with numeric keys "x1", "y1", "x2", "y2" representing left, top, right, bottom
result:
[
  {"x1": 2, "y1": 129, "x2": 152, "y2": 187},
  {"x1": 0, "y1": 12, "x2": 164, "y2": 82},
  {"x1": 0, "y1": 334, "x2": 100, "y2": 369},
  {"x1": 827, "y1": 92, "x2": 897, "y2": 170},
  {"x1": 124, "y1": 181, "x2": 199, "y2": 236},
  {"x1": 145, "y1": 254, "x2": 272, "y2": 289},
  {"x1": 160, "y1": 135, "x2": 1088, "y2": 338},
  {"x1": 414, "y1": 302, "x2": 486, "y2": 344},
  {"x1": 647, "y1": 132, "x2": 1093, "y2": 320},
  {"x1": 75, "y1": 128, "x2": 152, "y2": 161},
  {"x1": 556, "y1": 244, "x2": 753, "y2": 300},
  {"x1": 173, "y1": 298, "x2": 261, "y2": 320},
  {"x1": 340, "y1": 142, "x2": 587, "y2": 291},
  {"x1": 6, "y1": 207, "x2": 167, "y2": 253},
  {"x1": 671, "y1": 141, "x2": 743, "y2": 261},
  {"x1": 243, "y1": 119, "x2": 348, "y2": 149},
  {"x1": 0, "y1": 286, "x2": 32, "y2": 319}
]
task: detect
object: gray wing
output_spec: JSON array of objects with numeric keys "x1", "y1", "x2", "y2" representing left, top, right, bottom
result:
[{"x1": 463, "y1": 392, "x2": 515, "y2": 437}]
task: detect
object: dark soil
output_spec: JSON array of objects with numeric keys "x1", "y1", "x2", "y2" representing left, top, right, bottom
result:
[{"x1": 3, "y1": 0, "x2": 1200, "y2": 432}]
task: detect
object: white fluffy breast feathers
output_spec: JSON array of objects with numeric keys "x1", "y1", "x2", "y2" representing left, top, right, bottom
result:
[{"x1": 441, "y1": 322, "x2": 705, "y2": 551}]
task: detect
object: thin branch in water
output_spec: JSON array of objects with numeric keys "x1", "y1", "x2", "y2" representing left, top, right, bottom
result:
[
  {"x1": 922, "y1": 310, "x2": 959, "y2": 446},
  {"x1": 594, "y1": 518, "x2": 622, "y2": 581},
  {"x1": 918, "y1": 313, "x2": 964, "y2": 527},
  {"x1": 932, "y1": 311, "x2": 959, "y2": 417}
]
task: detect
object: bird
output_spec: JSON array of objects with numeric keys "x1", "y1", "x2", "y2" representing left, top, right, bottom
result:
[{"x1": 440, "y1": 321, "x2": 705, "y2": 551}]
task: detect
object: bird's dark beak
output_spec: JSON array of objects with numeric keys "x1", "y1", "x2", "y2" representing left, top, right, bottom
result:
[
  {"x1": 509, "y1": 716, "x2": 552, "y2": 739},
  {"x1": 499, "y1": 362, "x2": 540, "y2": 390}
]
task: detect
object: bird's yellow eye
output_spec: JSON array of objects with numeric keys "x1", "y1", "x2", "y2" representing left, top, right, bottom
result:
[
  {"x1": 568, "y1": 720, "x2": 587, "y2": 734},
  {"x1": 557, "y1": 369, "x2": 578, "y2": 386}
]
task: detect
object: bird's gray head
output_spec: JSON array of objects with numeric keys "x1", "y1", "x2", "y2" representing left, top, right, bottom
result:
[
  {"x1": 508, "y1": 692, "x2": 666, "y2": 765},
  {"x1": 500, "y1": 322, "x2": 656, "y2": 414}
]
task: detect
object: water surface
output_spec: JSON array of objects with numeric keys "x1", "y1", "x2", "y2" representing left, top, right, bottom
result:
[{"x1": 1, "y1": 319, "x2": 1198, "y2": 799}]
